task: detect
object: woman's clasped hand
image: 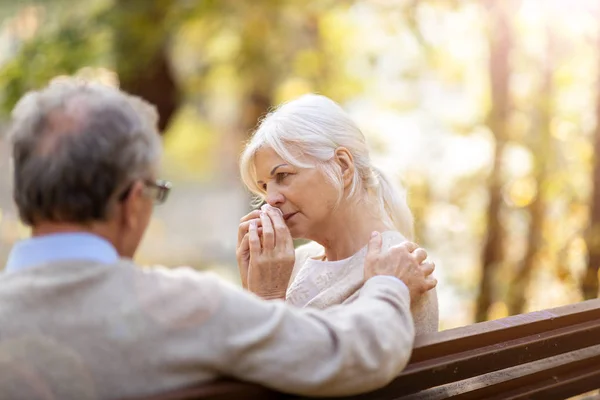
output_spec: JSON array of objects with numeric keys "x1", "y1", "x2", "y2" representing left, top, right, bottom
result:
[{"x1": 236, "y1": 204, "x2": 295, "y2": 300}]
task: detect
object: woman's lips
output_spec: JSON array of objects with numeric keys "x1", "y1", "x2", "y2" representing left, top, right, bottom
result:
[{"x1": 283, "y1": 212, "x2": 297, "y2": 222}]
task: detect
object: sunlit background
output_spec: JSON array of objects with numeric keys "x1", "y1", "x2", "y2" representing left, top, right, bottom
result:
[{"x1": 1, "y1": 0, "x2": 600, "y2": 330}]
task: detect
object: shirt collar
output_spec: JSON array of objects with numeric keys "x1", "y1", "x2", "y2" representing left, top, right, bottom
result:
[{"x1": 5, "y1": 232, "x2": 119, "y2": 273}]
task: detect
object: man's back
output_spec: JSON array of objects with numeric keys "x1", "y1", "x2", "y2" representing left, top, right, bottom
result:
[{"x1": 0, "y1": 261, "x2": 227, "y2": 399}]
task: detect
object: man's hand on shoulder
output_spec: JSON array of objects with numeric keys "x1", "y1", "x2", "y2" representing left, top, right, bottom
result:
[{"x1": 364, "y1": 231, "x2": 437, "y2": 304}]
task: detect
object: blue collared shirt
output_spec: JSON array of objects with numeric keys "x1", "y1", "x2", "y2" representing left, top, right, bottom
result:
[{"x1": 5, "y1": 232, "x2": 119, "y2": 273}]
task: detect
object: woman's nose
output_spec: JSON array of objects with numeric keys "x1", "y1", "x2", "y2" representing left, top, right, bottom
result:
[{"x1": 266, "y1": 191, "x2": 285, "y2": 207}]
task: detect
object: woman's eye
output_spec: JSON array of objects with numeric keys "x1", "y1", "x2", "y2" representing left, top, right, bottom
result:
[
  {"x1": 276, "y1": 172, "x2": 289, "y2": 183},
  {"x1": 261, "y1": 183, "x2": 267, "y2": 191}
]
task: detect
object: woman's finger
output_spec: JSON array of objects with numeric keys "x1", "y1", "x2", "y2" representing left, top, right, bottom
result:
[
  {"x1": 238, "y1": 217, "x2": 262, "y2": 244},
  {"x1": 266, "y1": 208, "x2": 293, "y2": 249},
  {"x1": 248, "y1": 220, "x2": 262, "y2": 259},
  {"x1": 239, "y1": 232, "x2": 250, "y2": 253},
  {"x1": 238, "y1": 210, "x2": 261, "y2": 243},
  {"x1": 238, "y1": 233, "x2": 250, "y2": 288},
  {"x1": 240, "y1": 210, "x2": 261, "y2": 223},
  {"x1": 260, "y1": 212, "x2": 275, "y2": 250}
]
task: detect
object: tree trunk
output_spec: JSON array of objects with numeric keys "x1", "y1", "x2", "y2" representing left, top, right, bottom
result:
[
  {"x1": 506, "y1": 25, "x2": 554, "y2": 315},
  {"x1": 240, "y1": 90, "x2": 272, "y2": 137},
  {"x1": 118, "y1": 46, "x2": 178, "y2": 133},
  {"x1": 111, "y1": 0, "x2": 179, "y2": 133},
  {"x1": 582, "y1": 12, "x2": 600, "y2": 300},
  {"x1": 225, "y1": 88, "x2": 272, "y2": 181},
  {"x1": 475, "y1": 1, "x2": 513, "y2": 322}
]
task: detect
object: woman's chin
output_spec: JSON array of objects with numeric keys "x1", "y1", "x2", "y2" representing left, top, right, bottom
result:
[
  {"x1": 289, "y1": 228, "x2": 299, "y2": 239},
  {"x1": 287, "y1": 225, "x2": 302, "y2": 239},
  {"x1": 286, "y1": 217, "x2": 308, "y2": 239}
]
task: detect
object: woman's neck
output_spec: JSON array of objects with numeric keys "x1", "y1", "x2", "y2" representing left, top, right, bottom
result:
[{"x1": 309, "y1": 201, "x2": 390, "y2": 262}]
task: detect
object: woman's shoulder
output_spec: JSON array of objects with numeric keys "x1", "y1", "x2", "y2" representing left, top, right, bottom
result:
[
  {"x1": 289, "y1": 241, "x2": 324, "y2": 283},
  {"x1": 380, "y1": 230, "x2": 408, "y2": 249},
  {"x1": 293, "y1": 231, "x2": 407, "y2": 260},
  {"x1": 294, "y1": 241, "x2": 325, "y2": 264}
]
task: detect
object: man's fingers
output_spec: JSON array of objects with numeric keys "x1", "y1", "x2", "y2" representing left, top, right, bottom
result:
[
  {"x1": 402, "y1": 241, "x2": 418, "y2": 253},
  {"x1": 366, "y1": 231, "x2": 383, "y2": 260},
  {"x1": 260, "y1": 212, "x2": 275, "y2": 250},
  {"x1": 424, "y1": 276, "x2": 438, "y2": 291},
  {"x1": 419, "y1": 261, "x2": 435, "y2": 277},
  {"x1": 248, "y1": 220, "x2": 262, "y2": 259},
  {"x1": 413, "y1": 248, "x2": 428, "y2": 264}
]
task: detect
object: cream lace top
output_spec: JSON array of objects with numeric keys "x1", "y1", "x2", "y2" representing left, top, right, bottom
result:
[{"x1": 286, "y1": 231, "x2": 439, "y2": 335}]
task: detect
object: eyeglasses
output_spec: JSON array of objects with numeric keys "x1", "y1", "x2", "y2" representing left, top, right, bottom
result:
[{"x1": 119, "y1": 179, "x2": 172, "y2": 205}]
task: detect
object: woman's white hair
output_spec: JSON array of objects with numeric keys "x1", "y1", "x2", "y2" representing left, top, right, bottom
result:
[{"x1": 239, "y1": 94, "x2": 414, "y2": 239}]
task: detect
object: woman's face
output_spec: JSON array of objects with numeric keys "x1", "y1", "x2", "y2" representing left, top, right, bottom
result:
[{"x1": 253, "y1": 146, "x2": 341, "y2": 239}]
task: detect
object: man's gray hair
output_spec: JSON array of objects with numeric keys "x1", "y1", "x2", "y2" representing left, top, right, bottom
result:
[{"x1": 8, "y1": 77, "x2": 162, "y2": 225}]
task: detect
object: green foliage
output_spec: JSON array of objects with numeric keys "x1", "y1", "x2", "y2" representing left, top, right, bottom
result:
[
  {"x1": 1, "y1": 25, "x2": 106, "y2": 112},
  {"x1": 0, "y1": 1, "x2": 111, "y2": 113},
  {"x1": 162, "y1": 105, "x2": 216, "y2": 181}
]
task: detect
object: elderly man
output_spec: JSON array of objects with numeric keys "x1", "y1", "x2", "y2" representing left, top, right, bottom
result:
[{"x1": 0, "y1": 78, "x2": 437, "y2": 400}]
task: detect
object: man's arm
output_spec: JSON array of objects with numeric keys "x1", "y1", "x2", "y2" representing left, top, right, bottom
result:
[
  {"x1": 145, "y1": 233, "x2": 434, "y2": 397},
  {"x1": 204, "y1": 274, "x2": 414, "y2": 397}
]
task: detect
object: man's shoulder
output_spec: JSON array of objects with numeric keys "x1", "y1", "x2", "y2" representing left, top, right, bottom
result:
[
  {"x1": 129, "y1": 264, "x2": 240, "y2": 327},
  {"x1": 132, "y1": 263, "x2": 228, "y2": 291}
]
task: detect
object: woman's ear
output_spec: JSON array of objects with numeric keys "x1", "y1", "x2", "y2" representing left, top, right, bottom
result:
[{"x1": 335, "y1": 147, "x2": 355, "y2": 188}]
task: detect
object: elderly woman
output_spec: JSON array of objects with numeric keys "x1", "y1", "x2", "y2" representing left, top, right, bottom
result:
[{"x1": 236, "y1": 94, "x2": 438, "y2": 334}]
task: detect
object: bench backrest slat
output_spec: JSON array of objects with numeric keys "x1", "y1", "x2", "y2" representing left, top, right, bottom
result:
[
  {"x1": 390, "y1": 318, "x2": 600, "y2": 394},
  {"x1": 410, "y1": 299, "x2": 600, "y2": 362},
  {"x1": 399, "y1": 343, "x2": 600, "y2": 400}
]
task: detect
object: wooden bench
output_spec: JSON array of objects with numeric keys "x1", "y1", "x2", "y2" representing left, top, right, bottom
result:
[{"x1": 138, "y1": 299, "x2": 600, "y2": 400}]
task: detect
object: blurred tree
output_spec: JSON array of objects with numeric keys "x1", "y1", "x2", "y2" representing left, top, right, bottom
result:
[
  {"x1": 195, "y1": 0, "x2": 353, "y2": 178},
  {"x1": 506, "y1": 23, "x2": 555, "y2": 315},
  {"x1": 0, "y1": 3, "x2": 106, "y2": 114},
  {"x1": 582, "y1": 7, "x2": 600, "y2": 300},
  {"x1": 0, "y1": 0, "x2": 215, "y2": 131},
  {"x1": 475, "y1": 0, "x2": 515, "y2": 322},
  {"x1": 235, "y1": 0, "x2": 283, "y2": 159},
  {"x1": 107, "y1": 0, "x2": 180, "y2": 131}
]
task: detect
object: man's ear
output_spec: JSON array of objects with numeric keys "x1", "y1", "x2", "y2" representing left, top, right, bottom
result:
[
  {"x1": 334, "y1": 147, "x2": 355, "y2": 188},
  {"x1": 120, "y1": 181, "x2": 145, "y2": 229}
]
